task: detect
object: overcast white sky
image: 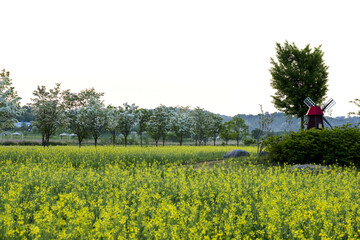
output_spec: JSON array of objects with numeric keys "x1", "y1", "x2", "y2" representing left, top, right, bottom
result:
[{"x1": 1, "y1": 0, "x2": 359, "y2": 117}]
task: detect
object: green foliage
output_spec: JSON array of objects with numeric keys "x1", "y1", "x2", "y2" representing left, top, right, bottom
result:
[
  {"x1": 243, "y1": 138, "x2": 256, "y2": 146},
  {"x1": 265, "y1": 126, "x2": 360, "y2": 166},
  {"x1": 219, "y1": 121, "x2": 235, "y2": 145},
  {"x1": 207, "y1": 112, "x2": 223, "y2": 146},
  {"x1": 17, "y1": 106, "x2": 34, "y2": 122},
  {"x1": 270, "y1": 41, "x2": 329, "y2": 129},
  {"x1": 230, "y1": 115, "x2": 249, "y2": 146}
]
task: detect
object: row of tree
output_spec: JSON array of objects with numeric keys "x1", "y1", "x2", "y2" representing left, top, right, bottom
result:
[
  {"x1": 30, "y1": 83, "x2": 254, "y2": 147},
  {"x1": 1, "y1": 68, "x2": 274, "y2": 149}
]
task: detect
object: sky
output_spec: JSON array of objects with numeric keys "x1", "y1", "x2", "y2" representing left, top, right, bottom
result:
[{"x1": 1, "y1": 0, "x2": 359, "y2": 117}]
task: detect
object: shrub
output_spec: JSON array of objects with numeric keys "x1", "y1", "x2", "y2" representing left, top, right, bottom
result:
[
  {"x1": 243, "y1": 138, "x2": 256, "y2": 146},
  {"x1": 264, "y1": 125, "x2": 360, "y2": 166}
]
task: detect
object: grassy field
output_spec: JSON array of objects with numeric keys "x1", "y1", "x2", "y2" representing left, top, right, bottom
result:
[{"x1": 1, "y1": 146, "x2": 360, "y2": 239}]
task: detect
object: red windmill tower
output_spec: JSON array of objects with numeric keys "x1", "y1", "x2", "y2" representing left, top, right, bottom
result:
[{"x1": 304, "y1": 97, "x2": 336, "y2": 129}]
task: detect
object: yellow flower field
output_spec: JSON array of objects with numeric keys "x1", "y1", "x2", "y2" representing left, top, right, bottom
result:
[{"x1": 0, "y1": 146, "x2": 359, "y2": 239}]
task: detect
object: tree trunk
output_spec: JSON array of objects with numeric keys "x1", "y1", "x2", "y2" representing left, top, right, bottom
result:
[
  {"x1": 155, "y1": 139, "x2": 158, "y2": 147},
  {"x1": 124, "y1": 135, "x2": 128, "y2": 147},
  {"x1": 77, "y1": 136, "x2": 82, "y2": 148},
  {"x1": 140, "y1": 133, "x2": 143, "y2": 147},
  {"x1": 162, "y1": 137, "x2": 165, "y2": 146},
  {"x1": 236, "y1": 139, "x2": 239, "y2": 146},
  {"x1": 112, "y1": 131, "x2": 116, "y2": 146},
  {"x1": 46, "y1": 134, "x2": 50, "y2": 147},
  {"x1": 213, "y1": 138, "x2": 216, "y2": 146},
  {"x1": 179, "y1": 136, "x2": 183, "y2": 146},
  {"x1": 42, "y1": 134, "x2": 45, "y2": 147},
  {"x1": 94, "y1": 137, "x2": 98, "y2": 147}
]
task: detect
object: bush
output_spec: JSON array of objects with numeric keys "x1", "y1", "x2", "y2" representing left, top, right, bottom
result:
[
  {"x1": 264, "y1": 126, "x2": 360, "y2": 166},
  {"x1": 243, "y1": 138, "x2": 257, "y2": 146}
]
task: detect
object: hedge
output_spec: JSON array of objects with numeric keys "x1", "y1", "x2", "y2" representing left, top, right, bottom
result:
[{"x1": 264, "y1": 125, "x2": 360, "y2": 166}]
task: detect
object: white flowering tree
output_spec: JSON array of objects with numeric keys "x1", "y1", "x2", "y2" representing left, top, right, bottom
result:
[
  {"x1": 118, "y1": 103, "x2": 138, "y2": 146},
  {"x1": 63, "y1": 88, "x2": 104, "y2": 147},
  {"x1": 147, "y1": 105, "x2": 171, "y2": 146},
  {"x1": 135, "y1": 108, "x2": 152, "y2": 146},
  {"x1": 190, "y1": 107, "x2": 209, "y2": 146},
  {"x1": 207, "y1": 113, "x2": 223, "y2": 146},
  {"x1": 0, "y1": 69, "x2": 22, "y2": 131},
  {"x1": 30, "y1": 83, "x2": 67, "y2": 147},
  {"x1": 78, "y1": 97, "x2": 106, "y2": 146},
  {"x1": 171, "y1": 106, "x2": 192, "y2": 146},
  {"x1": 106, "y1": 105, "x2": 120, "y2": 146}
]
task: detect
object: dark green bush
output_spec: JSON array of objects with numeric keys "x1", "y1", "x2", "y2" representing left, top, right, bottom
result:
[
  {"x1": 264, "y1": 126, "x2": 360, "y2": 166},
  {"x1": 243, "y1": 138, "x2": 257, "y2": 146}
]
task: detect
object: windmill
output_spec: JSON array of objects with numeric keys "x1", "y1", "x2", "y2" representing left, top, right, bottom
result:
[{"x1": 304, "y1": 97, "x2": 336, "y2": 130}]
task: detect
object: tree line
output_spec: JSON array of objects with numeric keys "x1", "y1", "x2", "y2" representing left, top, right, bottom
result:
[
  {"x1": 29, "y1": 83, "x2": 255, "y2": 147},
  {"x1": 1, "y1": 70, "x2": 273, "y2": 147},
  {"x1": 0, "y1": 70, "x2": 278, "y2": 149}
]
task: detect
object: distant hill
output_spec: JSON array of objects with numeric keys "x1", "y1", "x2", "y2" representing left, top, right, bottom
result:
[{"x1": 220, "y1": 112, "x2": 360, "y2": 132}]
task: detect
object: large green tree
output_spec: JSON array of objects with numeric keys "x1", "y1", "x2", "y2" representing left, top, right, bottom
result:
[
  {"x1": 219, "y1": 121, "x2": 235, "y2": 145},
  {"x1": 270, "y1": 41, "x2": 329, "y2": 130},
  {"x1": 207, "y1": 113, "x2": 223, "y2": 146},
  {"x1": 230, "y1": 115, "x2": 249, "y2": 146}
]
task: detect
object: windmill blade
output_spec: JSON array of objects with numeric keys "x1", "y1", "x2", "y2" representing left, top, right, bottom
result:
[
  {"x1": 323, "y1": 117, "x2": 333, "y2": 128},
  {"x1": 304, "y1": 97, "x2": 316, "y2": 107},
  {"x1": 322, "y1": 98, "x2": 336, "y2": 111}
]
